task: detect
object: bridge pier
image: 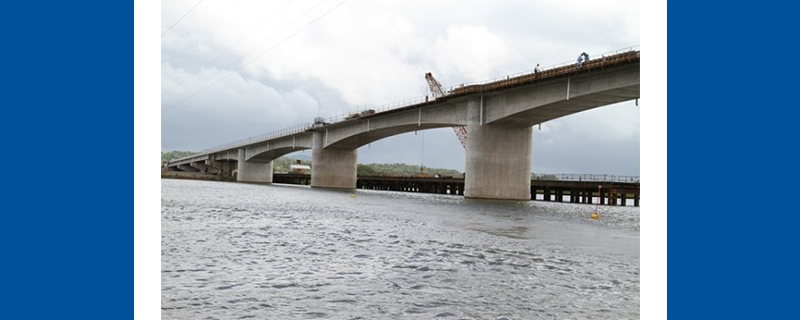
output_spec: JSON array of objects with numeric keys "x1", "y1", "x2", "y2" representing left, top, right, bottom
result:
[
  {"x1": 190, "y1": 161, "x2": 219, "y2": 174},
  {"x1": 211, "y1": 160, "x2": 236, "y2": 178},
  {"x1": 464, "y1": 98, "x2": 533, "y2": 200},
  {"x1": 311, "y1": 131, "x2": 357, "y2": 189},
  {"x1": 177, "y1": 164, "x2": 198, "y2": 172},
  {"x1": 237, "y1": 148, "x2": 273, "y2": 184}
]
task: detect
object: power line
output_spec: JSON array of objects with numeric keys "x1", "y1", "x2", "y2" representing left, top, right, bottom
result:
[
  {"x1": 163, "y1": 0, "x2": 332, "y2": 106},
  {"x1": 163, "y1": 0, "x2": 349, "y2": 114},
  {"x1": 162, "y1": 0, "x2": 293, "y2": 98},
  {"x1": 163, "y1": 0, "x2": 348, "y2": 113},
  {"x1": 161, "y1": 0, "x2": 206, "y2": 38}
]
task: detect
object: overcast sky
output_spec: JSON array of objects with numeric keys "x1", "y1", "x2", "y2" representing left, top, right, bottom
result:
[{"x1": 161, "y1": 0, "x2": 640, "y2": 175}]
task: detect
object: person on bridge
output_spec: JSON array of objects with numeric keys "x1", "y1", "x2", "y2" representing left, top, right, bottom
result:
[
  {"x1": 577, "y1": 53, "x2": 585, "y2": 68},
  {"x1": 534, "y1": 63, "x2": 541, "y2": 74}
]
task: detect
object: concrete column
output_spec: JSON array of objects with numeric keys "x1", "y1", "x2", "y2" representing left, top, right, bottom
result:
[
  {"x1": 190, "y1": 161, "x2": 219, "y2": 174},
  {"x1": 237, "y1": 148, "x2": 273, "y2": 183},
  {"x1": 311, "y1": 131, "x2": 357, "y2": 189},
  {"x1": 464, "y1": 98, "x2": 533, "y2": 200},
  {"x1": 177, "y1": 164, "x2": 198, "y2": 172},
  {"x1": 209, "y1": 160, "x2": 234, "y2": 179}
]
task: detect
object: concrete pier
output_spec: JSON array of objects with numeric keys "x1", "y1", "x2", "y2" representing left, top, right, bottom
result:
[
  {"x1": 190, "y1": 161, "x2": 219, "y2": 174},
  {"x1": 237, "y1": 148, "x2": 273, "y2": 183},
  {"x1": 464, "y1": 98, "x2": 532, "y2": 200},
  {"x1": 177, "y1": 164, "x2": 199, "y2": 172},
  {"x1": 209, "y1": 160, "x2": 235, "y2": 179},
  {"x1": 311, "y1": 131, "x2": 357, "y2": 189}
]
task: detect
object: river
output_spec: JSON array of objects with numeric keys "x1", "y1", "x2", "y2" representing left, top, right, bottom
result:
[{"x1": 162, "y1": 179, "x2": 639, "y2": 319}]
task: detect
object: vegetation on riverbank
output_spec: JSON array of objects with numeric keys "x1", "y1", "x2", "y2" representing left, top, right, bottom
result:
[
  {"x1": 161, "y1": 150, "x2": 199, "y2": 162},
  {"x1": 356, "y1": 163, "x2": 462, "y2": 177}
]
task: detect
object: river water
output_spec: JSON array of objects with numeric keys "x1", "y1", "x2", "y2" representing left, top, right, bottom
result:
[{"x1": 162, "y1": 179, "x2": 639, "y2": 319}]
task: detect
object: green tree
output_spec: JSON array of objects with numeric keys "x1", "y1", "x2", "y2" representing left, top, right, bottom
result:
[{"x1": 161, "y1": 150, "x2": 199, "y2": 162}]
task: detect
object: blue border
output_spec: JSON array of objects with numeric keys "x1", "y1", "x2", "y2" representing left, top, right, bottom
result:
[
  {"x1": 0, "y1": 2, "x2": 130, "y2": 318},
  {"x1": 668, "y1": 1, "x2": 797, "y2": 318}
]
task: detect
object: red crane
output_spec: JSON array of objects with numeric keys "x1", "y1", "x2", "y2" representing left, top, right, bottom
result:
[{"x1": 425, "y1": 72, "x2": 467, "y2": 149}]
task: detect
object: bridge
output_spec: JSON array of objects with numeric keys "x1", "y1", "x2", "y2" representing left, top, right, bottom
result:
[{"x1": 166, "y1": 47, "x2": 640, "y2": 200}]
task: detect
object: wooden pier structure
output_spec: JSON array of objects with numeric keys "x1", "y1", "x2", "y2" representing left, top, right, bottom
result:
[{"x1": 273, "y1": 173, "x2": 640, "y2": 206}]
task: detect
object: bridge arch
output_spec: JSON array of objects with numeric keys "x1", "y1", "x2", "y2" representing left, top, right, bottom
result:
[
  {"x1": 243, "y1": 132, "x2": 313, "y2": 162},
  {"x1": 483, "y1": 64, "x2": 640, "y2": 126},
  {"x1": 247, "y1": 146, "x2": 311, "y2": 162},
  {"x1": 322, "y1": 102, "x2": 468, "y2": 150},
  {"x1": 324, "y1": 122, "x2": 462, "y2": 150}
]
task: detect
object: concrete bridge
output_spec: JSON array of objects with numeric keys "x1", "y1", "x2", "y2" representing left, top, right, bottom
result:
[{"x1": 166, "y1": 49, "x2": 640, "y2": 200}]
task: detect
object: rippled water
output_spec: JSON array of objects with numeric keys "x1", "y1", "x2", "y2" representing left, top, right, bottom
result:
[{"x1": 162, "y1": 179, "x2": 639, "y2": 319}]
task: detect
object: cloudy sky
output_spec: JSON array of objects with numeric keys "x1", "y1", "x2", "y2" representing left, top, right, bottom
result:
[{"x1": 161, "y1": 0, "x2": 640, "y2": 175}]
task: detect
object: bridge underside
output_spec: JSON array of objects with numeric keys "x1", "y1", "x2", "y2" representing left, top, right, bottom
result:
[
  {"x1": 326, "y1": 123, "x2": 458, "y2": 150},
  {"x1": 247, "y1": 146, "x2": 311, "y2": 162},
  {"x1": 493, "y1": 84, "x2": 639, "y2": 126}
]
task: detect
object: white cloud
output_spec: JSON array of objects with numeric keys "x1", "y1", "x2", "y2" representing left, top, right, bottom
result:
[{"x1": 428, "y1": 25, "x2": 513, "y2": 81}]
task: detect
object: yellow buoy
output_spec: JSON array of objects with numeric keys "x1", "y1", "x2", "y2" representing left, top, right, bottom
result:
[
  {"x1": 591, "y1": 211, "x2": 600, "y2": 220},
  {"x1": 350, "y1": 193, "x2": 356, "y2": 198}
]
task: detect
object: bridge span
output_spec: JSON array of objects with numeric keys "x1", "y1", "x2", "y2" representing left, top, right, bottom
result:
[{"x1": 167, "y1": 48, "x2": 640, "y2": 200}]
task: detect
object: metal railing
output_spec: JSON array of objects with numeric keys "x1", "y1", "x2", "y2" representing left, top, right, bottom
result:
[
  {"x1": 170, "y1": 122, "x2": 312, "y2": 164},
  {"x1": 322, "y1": 45, "x2": 639, "y2": 124},
  {"x1": 323, "y1": 95, "x2": 430, "y2": 124},
  {"x1": 532, "y1": 173, "x2": 640, "y2": 183},
  {"x1": 170, "y1": 45, "x2": 639, "y2": 165},
  {"x1": 457, "y1": 45, "x2": 639, "y2": 89}
]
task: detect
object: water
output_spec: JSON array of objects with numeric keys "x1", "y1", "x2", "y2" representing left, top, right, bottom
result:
[{"x1": 162, "y1": 179, "x2": 639, "y2": 319}]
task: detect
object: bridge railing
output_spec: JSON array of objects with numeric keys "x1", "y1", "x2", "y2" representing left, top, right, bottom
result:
[
  {"x1": 532, "y1": 173, "x2": 640, "y2": 183},
  {"x1": 323, "y1": 95, "x2": 430, "y2": 124},
  {"x1": 202, "y1": 122, "x2": 312, "y2": 153},
  {"x1": 169, "y1": 122, "x2": 313, "y2": 164},
  {"x1": 455, "y1": 45, "x2": 640, "y2": 90},
  {"x1": 323, "y1": 45, "x2": 640, "y2": 125}
]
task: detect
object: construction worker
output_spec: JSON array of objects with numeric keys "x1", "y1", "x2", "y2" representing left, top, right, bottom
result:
[
  {"x1": 534, "y1": 63, "x2": 541, "y2": 73},
  {"x1": 577, "y1": 53, "x2": 584, "y2": 68},
  {"x1": 583, "y1": 52, "x2": 590, "y2": 62}
]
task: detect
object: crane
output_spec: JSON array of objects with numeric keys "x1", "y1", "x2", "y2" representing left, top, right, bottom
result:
[
  {"x1": 451, "y1": 124, "x2": 468, "y2": 149},
  {"x1": 425, "y1": 72, "x2": 468, "y2": 149}
]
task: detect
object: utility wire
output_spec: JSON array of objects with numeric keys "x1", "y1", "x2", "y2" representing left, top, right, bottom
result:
[
  {"x1": 162, "y1": 0, "x2": 292, "y2": 98},
  {"x1": 161, "y1": 0, "x2": 205, "y2": 38},
  {"x1": 163, "y1": 0, "x2": 332, "y2": 107},
  {"x1": 420, "y1": 131, "x2": 425, "y2": 173},
  {"x1": 163, "y1": 0, "x2": 348, "y2": 113}
]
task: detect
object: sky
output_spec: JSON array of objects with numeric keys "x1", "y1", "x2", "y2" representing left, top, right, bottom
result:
[{"x1": 161, "y1": 0, "x2": 640, "y2": 175}]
